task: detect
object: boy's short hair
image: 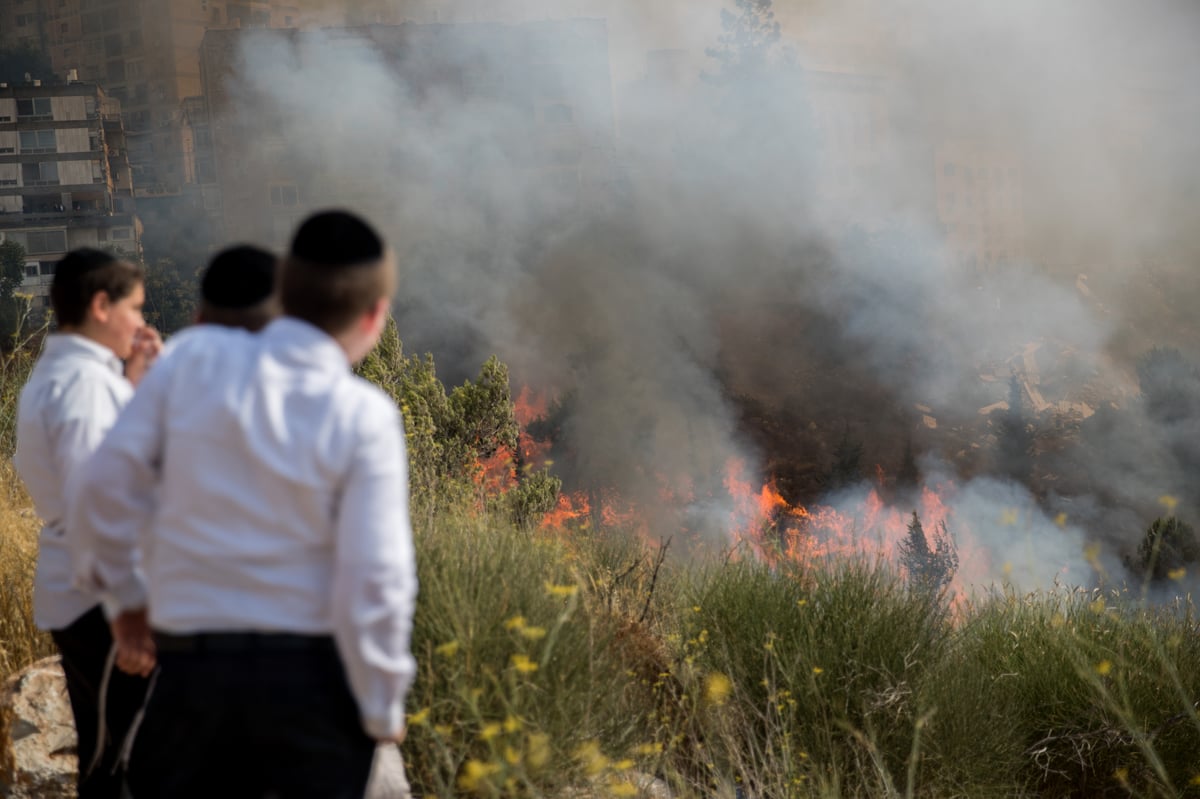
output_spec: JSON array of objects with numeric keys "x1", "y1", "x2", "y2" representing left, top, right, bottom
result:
[
  {"x1": 50, "y1": 249, "x2": 144, "y2": 327},
  {"x1": 198, "y1": 245, "x2": 279, "y2": 332},
  {"x1": 279, "y1": 210, "x2": 394, "y2": 335}
]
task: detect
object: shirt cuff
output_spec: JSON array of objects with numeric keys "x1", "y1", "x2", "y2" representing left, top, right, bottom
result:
[
  {"x1": 103, "y1": 573, "x2": 147, "y2": 615},
  {"x1": 362, "y1": 707, "x2": 406, "y2": 740}
]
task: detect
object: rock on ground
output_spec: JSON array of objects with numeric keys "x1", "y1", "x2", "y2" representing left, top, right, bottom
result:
[
  {"x1": 0, "y1": 656, "x2": 411, "y2": 799},
  {"x1": 0, "y1": 656, "x2": 77, "y2": 799}
]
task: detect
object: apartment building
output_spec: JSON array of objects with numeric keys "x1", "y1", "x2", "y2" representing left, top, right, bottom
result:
[
  {"x1": 0, "y1": 78, "x2": 139, "y2": 307},
  {"x1": 934, "y1": 139, "x2": 1025, "y2": 273},
  {"x1": 0, "y1": 0, "x2": 302, "y2": 197}
]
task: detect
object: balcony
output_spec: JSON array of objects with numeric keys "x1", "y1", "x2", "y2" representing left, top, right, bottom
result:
[{"x1": 0, "y1": 209, "x2": 134, "y2": 229}]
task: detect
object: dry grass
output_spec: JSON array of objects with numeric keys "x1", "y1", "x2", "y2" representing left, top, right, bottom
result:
[{"x1": 0, "y1": 462, "x2": 53, "y2": 678}]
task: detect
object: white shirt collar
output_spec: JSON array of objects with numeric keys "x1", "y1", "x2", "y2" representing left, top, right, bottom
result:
[
  {"x1": 262, "y1": 317, "x2": 351, "y2": 372},
  {"x1": 41, "y1": 333, "x2": 125, "y2": 377}
]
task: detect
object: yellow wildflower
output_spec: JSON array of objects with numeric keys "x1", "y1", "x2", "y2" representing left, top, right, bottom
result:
[
  {"x1": 812, "y1": 667, "x2": 824, "y2": 675},
  {"x1": 1169, "y1": 567, "x2": 1187, "y2": 581},
  {"x1": 1054, "y1": 512, "x2": 1068, "y2": 528},
  {"x1": 1000, "y1": 508, "x2": 1019, "y2": 526},
  {"x1": 479, "y1": 722, "x2": 503, "y2": 741},
  {"x1": 545, "y1": 582, "x2": 579, "y2": 598},
  {"x1": 434, "y1": 724, "x2": 453, "y2": 737},
  {"x1": 574, "y1": 740, "x2": 609, "y2": 776},
  {"x1": 511, "y1": 654, "x2": 538, "y2": 674},
  {"x1": 520, "y1": 625, "x2": 547, "y2": 641},
  {"x1": 458, "y1": 759, "x2": 501, "y2": 793},
  {"x1": 634, "y1": 742, "x2": 664, "y2": 756},
  {"x1": 527, "y1": 733, "x2": 551, "y2": 769},
  {"x1": 1160, "y1": 495, "x2": 1179, "y2": 512},
  {"x1": 504, "y1": 746, "x2": 522, "y2": 766},
  {"x1": 503, "y1": 715, "x2": 521, "y2": 733},
  {"x1": 406, "y1": 708, "x2": 430, "y2": 726},
  {"x1": 504, "y1": 615, "x2": 527, "y2": 631},
  {"x1": 1096, "y1": 660, "x2": 1113, "y2": 676},
  {"x1": 704, "y1": 672, "x2": 732, "y2": 705},
  {"x1": 606, "y1": 778, "x2": 638, "y2": 797},
  {"x1": 435, "y1": 640, "x2": 460, "y2": 658}
]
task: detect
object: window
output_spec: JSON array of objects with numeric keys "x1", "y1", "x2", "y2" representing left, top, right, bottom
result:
[
  {"x1": 22, "y1": 162, "x2": 59, "y2": 185},
  {"x1": 24, "y1": 264, "x2": 38, "y2": 278},
  {"x1": 111, "y1": 228, "x2": 131, "y2": 240},
  {"x1": 105, "y1": 33, "x2": 123, "y2": 57},
  {"x1": 107, "y1": 60, "x2": 125, "y2": 84},
  {"x1": 0, "y1": 147, "x2": 12, "y2": 154},
  {"x1": 26, "y1": 231, "x2": 67, "y2": 254},
  {"x1": 16, "y1": 97, "x2": 53, "y2": 119},
  {"x1": 19, "y1": 130, "x2": 56, "y2": 153},
  {"x1": 269, "y1": 184, "x2": 299, "y2": 207},
  {"x1": 38, "y1": 260, "x2": 56, "y2": 275},
  {"x1": 60, "y1": 22, "x2": 69, "y2": 34}
]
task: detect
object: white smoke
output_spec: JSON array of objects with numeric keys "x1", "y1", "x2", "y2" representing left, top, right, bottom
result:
[{"x1": 210, "y1": 0, "x2": 1200, "y2": 590}]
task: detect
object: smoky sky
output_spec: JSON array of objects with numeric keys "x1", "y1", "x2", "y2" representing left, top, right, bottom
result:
[{"x1": 217, "y1": 0, "x2": 1200, "y2": 590}]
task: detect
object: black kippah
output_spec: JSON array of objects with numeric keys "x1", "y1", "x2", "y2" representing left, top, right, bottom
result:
[
  {"x1": 201, "y1": 245, "x2": 277, "y2": 309},
  {"x1": 54, "y1": 248, "x2": 118, "y2": 283},
  {"x1": 289, "y1": 210, "x2": 383, "y2": 266}
]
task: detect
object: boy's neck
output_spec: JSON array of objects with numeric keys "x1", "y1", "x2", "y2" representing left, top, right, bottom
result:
[{"x1": 58, "y1": 323, "x2": 119, "y2": 358}]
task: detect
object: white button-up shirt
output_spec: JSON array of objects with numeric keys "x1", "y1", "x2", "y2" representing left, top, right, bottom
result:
[
  {"x1": 69, "y1": 317, "x2": 418, "y2": 739},
  {"x1": 15, "y1": 334, "x2": 133, "y2": 630}
]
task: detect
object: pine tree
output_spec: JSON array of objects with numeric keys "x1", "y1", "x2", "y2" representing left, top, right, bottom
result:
[
  {"x1": 826, "y1": 425, "x2": 864, "y2": 492},
  {"x1": 896, "y1": 437, "x2": 920, "y2": 494},
  {"x1": 899, "y1": 512, "x2": 959, "y2": 594},
  {"x1": 705, "y1": 0, "x2": 784, "y2": 79},
  {"x1": 1133, "y1": 516, "x2": 1200, "y2": 582},
  {"x1": 996, "y1": 374, "x2": 1034, "y2": 484}
]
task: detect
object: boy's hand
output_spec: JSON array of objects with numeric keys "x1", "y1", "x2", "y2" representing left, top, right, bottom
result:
[
  {"x1": 125, "y1": 327, "x2": 163, "y2": 387},
  {"x1": 377, "y1": 728, "x2": 406, "y2": 745},
  {"x1": 111, "y1": 609, "x2": 156, "y2": 677}
]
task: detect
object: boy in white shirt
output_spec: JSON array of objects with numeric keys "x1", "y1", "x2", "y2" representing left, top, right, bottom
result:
[
  {"x1": 194, "y1": 244, "x2": 279, "y2": 331},
  {"x1": 71, "y1": 211, "x2": 417, "y2": 799},
  {"x1": 14, "y1": 248, "x2": 160, "y2": 799}
]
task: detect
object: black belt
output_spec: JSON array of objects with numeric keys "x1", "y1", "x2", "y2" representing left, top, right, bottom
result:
[{"x1": 153, "y1": 631, "x2": 336, "y2": 654}]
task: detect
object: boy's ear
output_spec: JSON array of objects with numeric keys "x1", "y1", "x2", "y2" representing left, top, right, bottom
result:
[
  {"x1": 89, "y1": 290, "x2": 112, "y2": 324},
  {"x1": 364, "y1": 296, "x2": 389, "y2": 331}
]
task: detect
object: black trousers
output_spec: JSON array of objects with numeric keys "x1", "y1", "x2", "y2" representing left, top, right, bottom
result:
[
  {"x1": 50, "y1": 605, "x2": 151, "y2": 799},
  {"x1": 127, "y1": 633, "x2": 375, "y2": 799}
]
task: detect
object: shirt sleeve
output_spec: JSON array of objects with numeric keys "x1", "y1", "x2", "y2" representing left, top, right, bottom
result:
[
  {"x1": 51, "y1": 377, "x2": 129, "y2": 499},
  {"x1": 67, "y1": 358, "x2": 171, "y2": 613},
  {"x1": 330, "y1": 393, "x2": 419, "y2": 740}
]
